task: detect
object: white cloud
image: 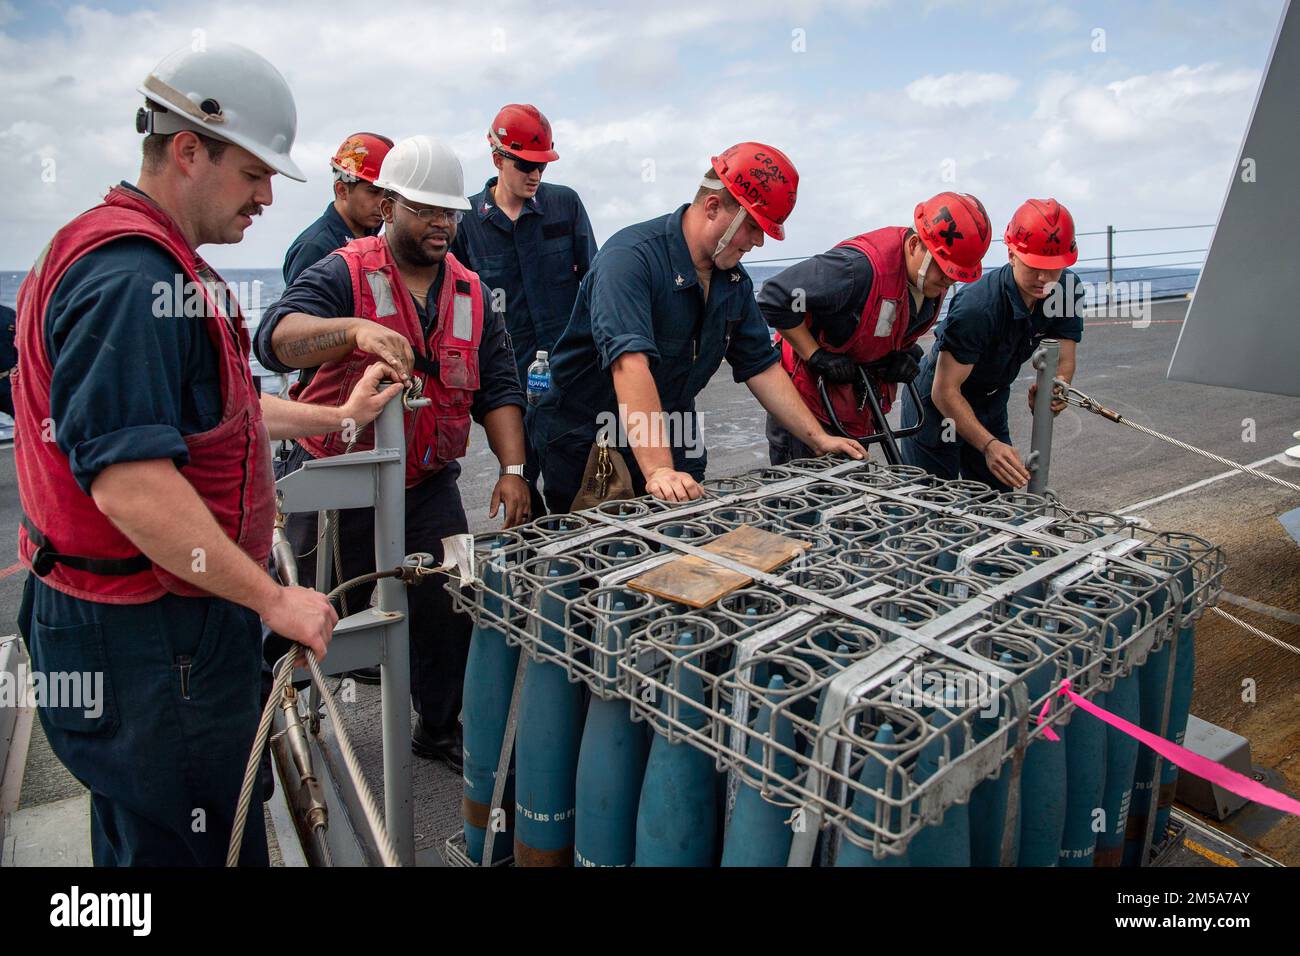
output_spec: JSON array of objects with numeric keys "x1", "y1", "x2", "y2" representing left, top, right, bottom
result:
[
  {"x1": 1028, "y1": 4, "x2": 1083, "y2": 33},
  {"x1": 1105, "y1": 63, "x2": 1260, "y2": 120},
  {"x1": 1052, "y1": 63, "x2": 1261, "y2": 145},
  {"x1": 922, "y1": 0, "x2": 1081, "y2": 33},
  {"x1": 0, "y1": 0, "x2": 1272, "y2": 275},
  {"x1": 905, "y1": 72, "x2": 1021, "y2": 109}
]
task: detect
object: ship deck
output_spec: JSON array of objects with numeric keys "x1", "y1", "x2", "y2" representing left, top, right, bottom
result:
[{"x1": 4, "y1": 296, "x2": 1298, "y2": 866}]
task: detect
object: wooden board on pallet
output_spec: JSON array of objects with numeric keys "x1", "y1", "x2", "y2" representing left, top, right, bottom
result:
[{"x1": 628, "y1": 525, "x2": 810, "y2": 608}]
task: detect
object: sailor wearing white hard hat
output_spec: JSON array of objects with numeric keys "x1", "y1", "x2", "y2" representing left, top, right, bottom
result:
[
  {"x1": 254, "y1": 135, "x2": 530, "y2": 770},
  {"x1": 13, "y1": 41, "x2": 400, "y2": 866}
]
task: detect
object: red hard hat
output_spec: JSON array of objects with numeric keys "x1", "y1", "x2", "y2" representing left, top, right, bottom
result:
[
  {"x1": 708, "y1": 142, "x2": 799, "y2": 240},
  {"x1": 1005, "y1": 198, "x2": 1079, "y2": 269},
  {"x1": 914, "y1": 192, "x2": 992, "y2": 283},
  {"x1": 488, "y1": 104, "x2": 559, "y2": 163},
  {"x1": 330, "y1": 132, "x2": 393, "y2": 184}
]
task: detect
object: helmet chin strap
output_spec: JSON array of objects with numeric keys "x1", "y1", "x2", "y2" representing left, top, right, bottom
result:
[
  {"x1": 911, "y1": 247, "x2": 933, "y2": 302},
  {"x1": 701, "y1": 173, "x2": 747, "y2": 263},
  {"x1": 713, "y1": 207, "x2": 747, "y2": 262}
]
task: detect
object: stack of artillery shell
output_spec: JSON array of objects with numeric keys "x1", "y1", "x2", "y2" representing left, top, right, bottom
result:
[{"x1": 450, "y1": 459, "x2": 1223, "y2": 867}]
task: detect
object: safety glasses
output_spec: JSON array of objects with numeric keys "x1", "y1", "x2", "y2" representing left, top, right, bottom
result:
[
  {"x1": 390, "y1": 198, "x2": 464, "y2": 226},
  {"x1": 497, "y1": 150, "x2": 546, "y2": 175}
]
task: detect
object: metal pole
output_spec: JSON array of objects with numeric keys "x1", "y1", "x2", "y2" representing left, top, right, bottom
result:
[
  {"x1": 480, "y1": 653, "x2": 528, "y2": 866},
  {"x1": 310, "y1": 511, "x2": 332, "y2": 735},
  {"x1": 1106, "y1": 225, "x2": 1115, "y2": 308},
  {"x1": 373, "y1": 399, "x2": 415, "y2": 865},
  {"x1": 1141, "y1": 632, "x2": 1180, "y2": 864},
  {"x1": 1026, "y1": 339, "x2": 1059, "y2": 494}
]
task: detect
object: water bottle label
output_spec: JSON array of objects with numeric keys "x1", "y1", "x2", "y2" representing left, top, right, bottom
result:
[{"x1": 527, "y1": 372, "x2": 550, "y2": 393}]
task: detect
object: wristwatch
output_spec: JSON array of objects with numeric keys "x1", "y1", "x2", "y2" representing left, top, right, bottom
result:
[{"x1": 500, "y1": 464, "x2": 526, "y2": 478}]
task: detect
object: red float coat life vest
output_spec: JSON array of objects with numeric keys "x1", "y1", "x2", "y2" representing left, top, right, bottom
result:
[
  {"x1": 290, "y1": 235, "x2": 484, "y2": 487},
  {"x1": 13, "y1": 185, "x2": 275, "y2": 604},
  {"x1": 780, "y1": 227, "x2": 946, "y2": 436}
]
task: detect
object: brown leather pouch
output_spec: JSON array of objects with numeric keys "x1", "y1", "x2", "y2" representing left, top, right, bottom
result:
[{"x1": 571, "y1": 435, "x2": 635, "y2": 511}]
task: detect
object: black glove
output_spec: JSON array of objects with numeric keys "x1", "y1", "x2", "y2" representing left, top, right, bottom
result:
[
  {"x1": 876, "y1": 344, "x2": 924, "y2": 384},
  {"x1": 806, "y1": 347, "x2": 858, "y2": 385}
]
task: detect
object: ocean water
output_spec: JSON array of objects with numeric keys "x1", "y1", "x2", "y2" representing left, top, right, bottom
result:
[
  {"x1": 0, "y1": 263, "x2": 1199, "y2": 314},
  {"x1": 0, "y1": 258, "x2": 1196, "y2": 403},
  {"x1": 0, "y1": 268, "x2": 287, "y2": 315}
]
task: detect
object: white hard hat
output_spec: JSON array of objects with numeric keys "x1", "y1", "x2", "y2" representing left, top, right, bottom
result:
[
  {"x1": 373, "y1": 135, "x2": 471, "y2": 209},
  {"x1": 137, "y1": 40, "x2": 305, "y2": 182}
]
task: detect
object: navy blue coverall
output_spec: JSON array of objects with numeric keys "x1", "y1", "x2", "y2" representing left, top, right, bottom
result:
[
  {"x1": 451, "y1": 178, "x2": 597, "y2": 515},
  {"x1": 900, "y1": 263, "x2": 1083, "y2": 490},
  {"x1": 528, "y1": 204, "x2": 779, "y2": 513},
  {"x1": 255, "y1": 252, "x2": 523, "y2": 736},
  {"x1": 19, "y1": 187, "x2": 269, "y2": 865}
]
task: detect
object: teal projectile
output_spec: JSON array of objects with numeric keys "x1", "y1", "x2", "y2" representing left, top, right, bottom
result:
[
  {"x1": 909, "y1": 689, "x2": 971, "y2": 867},
  {"x1": 514, "y1": 566, "x2": 586, "y2": 866},
  {"x1": 575, "y1": 601, "x2": 649, "y2": 867},
  {"x1": 1060, "y1": 697, "x2": 1107, "y2": 867},
  {"x1": 1018, "y1": 649, "x2": 1067, "y2": 867},
  {"x1": 1154, "y1": 553, "x2": 1198, "y2": 843},
  {"x1": 1060, "y1": 599, "x2": 1108, "y2": 867},
  {"x1": 635, "y1": 632, "x2": 718, "y2": 867},
  {"x1": 462, "y1": 550, "x2": 520, "y2": 864},
  {"x1": 722, "y1": 675, "x2": 797, "y2": 867},
  {"x1": 836, "y1": 723, "x2": 909, "y2": 867},
  {"x1": 969, "y1": 651, "x2": 1018, "y2": 866}
]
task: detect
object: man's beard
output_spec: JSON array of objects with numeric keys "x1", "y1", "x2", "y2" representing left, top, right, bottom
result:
[{"x1": 391, "y1": 225, "x2": 446, "y2": 267}]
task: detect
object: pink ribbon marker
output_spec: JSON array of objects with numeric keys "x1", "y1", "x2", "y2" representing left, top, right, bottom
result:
[
  {"x1": 1035, "y1": 679, "x2": 1300, "y2": 818},
  {"x1": 1034, "y1": 678, "x2": 1069, "y2": 742}
]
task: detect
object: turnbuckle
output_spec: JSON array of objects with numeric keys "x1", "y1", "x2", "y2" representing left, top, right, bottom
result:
[{"x1": 1053, "y1": 378, "x2": 1124, "y2": 423}]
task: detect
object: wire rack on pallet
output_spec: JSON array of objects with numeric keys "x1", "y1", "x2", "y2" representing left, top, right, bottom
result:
[{"x1": 447, "y1": 457, "x2": 1225, "y2": 858}]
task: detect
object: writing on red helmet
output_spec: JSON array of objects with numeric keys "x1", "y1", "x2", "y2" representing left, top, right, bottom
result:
[
  {"x1": 914, "y1": 192, "x2": 992, "y2": 283},
  {"x1": 1005, "y1": 198, "x2": 1079, "y2": 269},
  {"x1": 708, "y1": 142, "x2": 799, "y2": 241}
]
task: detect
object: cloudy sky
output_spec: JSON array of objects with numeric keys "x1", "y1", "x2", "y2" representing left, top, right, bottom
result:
[{"x1": 0, "y1": 0, "x2": 1286, "y2": 271}]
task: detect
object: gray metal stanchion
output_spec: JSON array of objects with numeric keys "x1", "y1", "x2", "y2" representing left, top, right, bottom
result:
[
  {"x1": 310, "y1": 511, "x2": 331, "y2": 735},
  {"x1": 372, "y1": 403, "x2": 414, "y2": 864},
  {"x1": 276, "y1": 395, "x2": 423, "y2": 865},
  {"x1": 1026, "y1": 338, "x2": 1059, "y2": 494}
]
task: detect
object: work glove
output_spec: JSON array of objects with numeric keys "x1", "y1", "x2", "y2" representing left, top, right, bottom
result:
[
  {"x1": 806, "y1": 347, "x2": 858, "y2": 385},
  {"x1": 876, "y1": 344, "x2": 925, "y2": 383}
]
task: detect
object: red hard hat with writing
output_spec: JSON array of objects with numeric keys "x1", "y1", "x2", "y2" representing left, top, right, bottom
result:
[
  {"x1": 708, "y1": 142, "x2": 799, "y2": 240},
  {"x1": 330, "y1": 132, "x2": 393, "y2": 184},
  {"x1": 914, "y1": 192, "x2": 992, "y2": 282},
  {"x1": 1005, "y1": 198, "x2": 1079, "y2": 269},
  {"x1": 489, "y1": 104, "x2": 559, "y2": 163}
]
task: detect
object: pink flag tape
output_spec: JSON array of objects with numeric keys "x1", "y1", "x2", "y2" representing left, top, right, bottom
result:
[{"x1": 1035, "y1": 678, "x2": 1300, "y2": 817}]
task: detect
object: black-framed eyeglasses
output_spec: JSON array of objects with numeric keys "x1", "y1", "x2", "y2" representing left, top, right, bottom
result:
[
  {"x1": 497, "y1": 149, "x2": 546, "y2": 175},
  {"x1": 390, "y1": 198, "x2": 464, "y2": 225}
]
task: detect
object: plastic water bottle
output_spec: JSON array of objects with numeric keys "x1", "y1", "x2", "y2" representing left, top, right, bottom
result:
[{"x1": 526, "y1": 350, "x2": 551, "y2": 406}]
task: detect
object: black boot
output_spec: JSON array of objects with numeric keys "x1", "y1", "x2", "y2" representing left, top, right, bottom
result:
[{"x1": 411, "y1": 718, "x2": 463, "y2": 773}]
